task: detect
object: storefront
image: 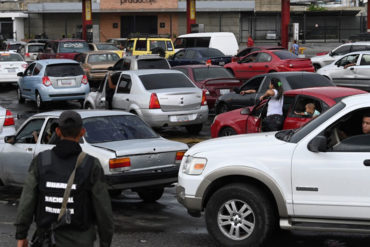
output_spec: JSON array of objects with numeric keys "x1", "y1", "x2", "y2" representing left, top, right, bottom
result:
[{"x1": 0, "y1": 12, "x2": 28, "y2": 41}]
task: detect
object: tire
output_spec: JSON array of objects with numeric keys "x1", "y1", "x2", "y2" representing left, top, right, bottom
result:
[
  {"x1": 79, "y1": 99, "x2": 84, "y2": 109},
  {"x1": 219, "y1": 127, "x2": 237, "y2": 137},
  {"x1": 185, "y1": 124, "x2": 203, "y2": 134},
  {"x1": 216, "y1": 102, "x2": 229, "y2": 114},
  {"x1": 17, "y1": 87, "x2": 25, "y2": 104},
  {"x1": 137, "y1": 187, "x2": 164, "y2": 202},
  {"x1": 313, "y1": 64, "x2": 321, "y2": 71},
  {"x1": 35, "y1": 92, "x2": 44, "y2": 109},
  {"x1": 84, "y1": 102, "x2": 93, "y2": 110},
  {"x1": 205, "y1": 183, "x2": 276, "y2": 247}
]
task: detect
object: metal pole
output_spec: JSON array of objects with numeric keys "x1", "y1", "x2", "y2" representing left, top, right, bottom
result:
[
  {"x1": 186, "y1": 0, "x2": 196, "y2": 33},
  {"x1": 368, "y1": 2, "x2": 370, "y2": 32},
  {"x1": 281, "y1": 0, "x2": 290, "y2": 49}
]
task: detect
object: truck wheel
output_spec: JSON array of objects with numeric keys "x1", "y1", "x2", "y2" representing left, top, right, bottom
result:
[
  {"x1": 205, "y1": 183, "x2": 276, "y2": 247},
  {"x1": 137, "y1": 187, "x2": 164, "y2": 202}
]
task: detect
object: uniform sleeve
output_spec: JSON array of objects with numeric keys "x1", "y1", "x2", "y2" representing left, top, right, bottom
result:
[
  {"x1": 90, "y1": 158, "x2": 114, "y2": 247},
  {"x1": 15, "y1": 157, "x2": 39, "y2": 240}
]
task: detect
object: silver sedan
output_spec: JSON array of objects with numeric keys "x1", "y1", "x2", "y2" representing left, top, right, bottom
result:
[{"x1": 0, "y1": 110, "x2": 188, "y2": 202}]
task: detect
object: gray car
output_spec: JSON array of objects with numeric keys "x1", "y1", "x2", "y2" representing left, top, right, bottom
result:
[
  {"x1": 0, "y1": 110, "x2": 188, "y2": 202},
  {"x1": 109, "y1": 54, "x2": 170, "y2": 71},
  {"x1": 84, "y1": 69, "x2": 209, "y2": 134}
]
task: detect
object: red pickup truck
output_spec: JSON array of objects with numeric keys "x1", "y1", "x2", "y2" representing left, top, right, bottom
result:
[{"x1": 37, "y1": 39, "x2": 90, "y2": 60}]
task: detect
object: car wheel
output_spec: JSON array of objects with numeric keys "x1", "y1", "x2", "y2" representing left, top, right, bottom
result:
[
  {"x1": 136, "y1": 187, "x2": 164, "y2": 202},
  {"x1": 84, "y1": 102, "x2": 93, "y2": 110},
  {"x1": 205, "y1": 183, "x2": 276, "y2": 247},
  {"x1": 313, "y1": 64, "x2": 321, "y2": 71},
  {"x1": 185, "y1": 124, "x2": 203, "y2": 134},
  {"x1": 219, "y1": 127, "x2": 237, "y2": 137},
  {"x1": 17, "y1": 87, "x2": 25, "y2": 104},
  {"x1": 216, "y1": 103, "x2": 229, "y2": 114},
  {"x1": 35, "y1": 92, "x2": 44, "y2": 109},
  {"x1": 79, "y1": 100, "x2": 84, "y2": 109}
]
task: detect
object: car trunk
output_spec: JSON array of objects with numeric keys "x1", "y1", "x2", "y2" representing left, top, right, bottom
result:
[
  {"x1": 284, "y1": 58, "x2": 313, "y2": 69},
  {"x1": 153, "y1": 88, "x2": 202, "y2": 112},
  {"x1": 50, "y1": 75, "x2": 82, "y2": 88},
  {"x1": 201, "y1": 78, "x2": 242, "y2": 96}
]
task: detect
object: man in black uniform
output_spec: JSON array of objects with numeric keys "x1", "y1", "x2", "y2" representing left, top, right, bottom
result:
[{"x1": 15, "y1": 110, "x2": 114, "y2": 247}]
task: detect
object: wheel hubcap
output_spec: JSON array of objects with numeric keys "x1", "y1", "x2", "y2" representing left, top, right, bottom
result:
[{"x1": 217, "y1": 199, "x2": 255, "y2": 241}]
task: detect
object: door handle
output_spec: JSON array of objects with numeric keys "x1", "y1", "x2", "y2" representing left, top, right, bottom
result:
[
  {"x1": 363, "y1": 160, "x2": 370, "y2": 166},
  {"x1": 26, "y1": 148, "x2": 33, "y2": 152}
]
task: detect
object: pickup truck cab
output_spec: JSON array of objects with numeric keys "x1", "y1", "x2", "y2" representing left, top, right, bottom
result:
[
  {"x1": 37, "y1": 39, "x2": 89, "y2": 60},
  {"x1": 177, "y1": 93, "x2": 370, "y2": 246}
]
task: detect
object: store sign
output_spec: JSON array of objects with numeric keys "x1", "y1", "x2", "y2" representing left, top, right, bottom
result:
[{"x1": 120, "y1": 0, "x2": 156, "y2": 4}]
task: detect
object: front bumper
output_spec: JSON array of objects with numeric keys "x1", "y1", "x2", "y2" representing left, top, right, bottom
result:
[{"x1": 176, "y1": 184, "x2": 203, "y2": 216}]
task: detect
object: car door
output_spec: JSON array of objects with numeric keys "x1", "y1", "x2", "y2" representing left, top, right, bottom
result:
[
  {"x1": 352, "y1": 53, "x2": 370, "y2": 91},
  {"x1": 234, "y1": 76, "x2": 266, "y2": 109},
  {"x1": 169, "y1": 50, "x2": 186, "y2": 67},
  {"x1": 112, "y1": 74, "x2": 132, "y2": 111},
  {"x1": 19, "y1": 63, "x2": 36, "y2": 98},
  {"x1": 94, "y1": 75, "x2": 108, "y2": 109},
  {"x1": 0, "y1": 118, "x2": 45, "y2": 185},
  {"x1": 331, "y1": 54, "x2": 360, "y2": 88},
  {"x1": 233, "y1": 53, "x2": 259, "y2": 79},
  {"x1": 292, "y1": 107, "x2": 370, "y2": 219},
  {"x1": 252, "y1": 52, "x2": 273, "y2": 76}
]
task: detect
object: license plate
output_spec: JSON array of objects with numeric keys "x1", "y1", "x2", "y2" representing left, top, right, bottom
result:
[
  {"x1": 169, "y1": 114, "x2": 196, "y2": 122},
  {"x1": 7, "y1": 68, "x2": 16, "y2": 73},
  {"x1": 220, "y1": 89, "x2": 230, "y2": 95},
  {"x1": 58, "y1": 79, "x2": 75, "y2": 87},
  {"x1": 219, "y1": 61, "x2": 225, "y2": 65}
]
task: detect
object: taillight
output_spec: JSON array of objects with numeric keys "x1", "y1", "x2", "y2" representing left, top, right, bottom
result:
[
  {"x1": 201, "y1": 90, "x2": 207, "y2": 106},
  {"x1": 175, "y1": 151, "x2": 185, "y2": 164},
  {"x1": 42, "y1": 76, "x2": 52, "y2": 86},
  {"x1": 149, "y1": 93, "x2": 161, "y2": 109},
  {"x1": 4, "y1": 110, "x2": 15, "y2": 126},
  {"x1": 81, "y1": 75, "x2": 88, "y2": 84},
  {"x1": 25, "y1": 53, "x2": 30, "y2": 57},
  {"x1": 206, "y1": 59, "x2": 212, "y2": 65},
  {"x1": 109, "y1": 157, "x2": 131, "y2": 169}
]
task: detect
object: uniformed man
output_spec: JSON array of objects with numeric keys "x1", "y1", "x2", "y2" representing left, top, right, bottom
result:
[{"x1": 15, "y1": 110, "x2": 114, "y2": 247}]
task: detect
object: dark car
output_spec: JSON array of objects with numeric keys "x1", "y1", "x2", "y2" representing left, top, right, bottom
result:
[
  {"x1": 37, "y1": 39, "x2": 90, "y2": 60},
  {"x1": 232, "y1": 46, "x2": 284, "y2": 62},
  {"x1": 168, "y1": 47, "x2": 231, "y2": 67},
  {"x1": 214, "y1": 72, "x2": 335, "y2": 114},
  {"x1": 172, "y1": 65, "x2": 242, "y2": 109}
]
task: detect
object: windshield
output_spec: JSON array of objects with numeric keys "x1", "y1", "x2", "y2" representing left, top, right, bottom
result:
[
  {"x1": 193, "y1": 67, "x2": 234, "y2": 82},
  {"x1": 0, "y1": 53, "x2": 24, "y2": 61},
  {"x1": 28, "y1": 45, "x2": 44, "y2": 52},
  {"x1": 139, "y1": 73, "x2": 195, "y2": 90},
  {"x1": 45, "y1": 63, "x2": 84, "y2": 77},
  {"x1": 83, "y1": 115, "x2": 158, "y2": 143},
  {"x1": 59, "y1": 42, "x2": 89, "y2": 53},
  {"x1": 96, "y1": 44, "x2": 119, "y2": 50},
  {"x1": 87, "y1": 53, "x2": 120, "y2": 64},
  {"x1": 276, "y1": 102, "x2": 346, "y2": 143}
]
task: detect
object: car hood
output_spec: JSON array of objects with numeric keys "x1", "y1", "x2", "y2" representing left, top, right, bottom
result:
[
  {"x1": 186, "y1": 131, "x2": 286, "y2": 156},
  {"x1": 91, "y1": 138, "x2": 188, "y2": 157}
]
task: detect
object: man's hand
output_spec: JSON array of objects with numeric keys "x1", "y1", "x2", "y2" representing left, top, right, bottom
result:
[{"x1": 17, "y1": 239, "x2": 28, "y2": 247}]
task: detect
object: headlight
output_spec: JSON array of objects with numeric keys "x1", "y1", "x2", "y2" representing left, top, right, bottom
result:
[{"x1": 182, "y1": 156, "x2": 207, "y2": 175}]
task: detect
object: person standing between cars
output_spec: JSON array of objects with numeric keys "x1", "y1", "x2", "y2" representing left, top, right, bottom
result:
[
  {"x1": 247, "y1": 35, "x2": 254, "y2": 47},
  {"x1": 292, "y1": 40, "x2": 299, "y2": 55},
  {"x1": 259, "y1": 78, "x2": 284, "y2": 131},
  {"x1": 106, "y1": 72, "x2": 120, "y2": 110},
  {"x1": 15, "y1": 110, "x2": 114, "y2": 247}
]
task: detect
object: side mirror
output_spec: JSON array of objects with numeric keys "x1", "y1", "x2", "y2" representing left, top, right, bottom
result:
[
  {"x1": 307, "y1": 135, "x2": 327, "y2": 152},
  {"x1": 329, "y1": 51, "x2": 333, "y2": 56},
  {"x1": 17, "y1": 72, "x2": 24, "y2": 77},
  {"x1": 233, "y1": 87, "x2": 240, "y2": 94},
  {"x1": 240, "y1": 107, "x2": 251, "y2": 115},
  {"x1": 4, "y1": 135, "x2": 15, "y2": 144}
]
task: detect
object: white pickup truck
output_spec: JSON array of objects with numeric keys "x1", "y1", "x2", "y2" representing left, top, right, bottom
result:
[{"x1": 176, "y1": 93, "x2": 370, "y2": 246}]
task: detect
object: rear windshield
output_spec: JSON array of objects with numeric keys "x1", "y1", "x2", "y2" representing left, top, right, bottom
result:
[
  {"x1": 199, "y1": 48, "x2": 225, "y2": 58},
  {"x1": 0, "y1": 53, "x2": 23, "y2": 61},
  {"x1": 193, "y1": 67, "x2": 233, "y2": 82},
  {"x1": 273, "y1": 50, "x2": 298, "y2": 59},
  {"x1": 28, "y1": 45, "x2": 44, "y2": 52},
  {"x1": 83, "y1": 115, "x2": 158, "y2": 143},
  {"x1": 286, "y1": 74, "x2": 334, "y2": 89},
  {"x1": 96, "y1": 44, "x2": 119, "y2": 50},
  {"x1": 174, "y1": 37, "x2": 211, "y2": 49},
  {"x1": 8, "y1": 44, "x2": 22, "y2": 50},
  {"x1": 138, "y1": 59, "x2": 170, "y2": 69},
  {"x1": 139, "y1": 73, "x2": 195, "y2": 90},
  {"x1": 88, "y1": 53, "x2": 120, "y2": 63},
  {"x1": 45, "y1": 63, "x2": 84, "y2": 77},
  {"x1": 59, "y1": 42, "x2": 89, "y2": 53}
]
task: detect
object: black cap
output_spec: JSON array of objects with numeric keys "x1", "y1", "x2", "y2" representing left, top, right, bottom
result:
[{"x1": 58, "y1": 110, "x2": 82, "y2": 129}]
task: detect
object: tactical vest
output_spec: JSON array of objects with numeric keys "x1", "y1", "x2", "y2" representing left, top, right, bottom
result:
[{"x1": 35, "y1": 150, "x2": 94, "y2": 230}]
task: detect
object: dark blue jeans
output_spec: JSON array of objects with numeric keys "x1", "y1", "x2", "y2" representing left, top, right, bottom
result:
[{"x1": 262, "y1": 114, "x2": 284, "y2": 132}]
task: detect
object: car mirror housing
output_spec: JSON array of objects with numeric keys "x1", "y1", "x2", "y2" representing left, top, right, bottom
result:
[
  {"x1": 4, "y1": 135, "x2": 15, "y2": 144},
  {"x1": 308, "y1": 135, "x2": 327, "y2": 153},
  {"x1": 240, "y1": 107, "x2": 251, "y2": 115},
  {"x1": 17, "y1": 72, "x2": 24, "y2": 77}
]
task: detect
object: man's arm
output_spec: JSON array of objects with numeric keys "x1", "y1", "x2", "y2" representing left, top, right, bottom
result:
[
  {"x1": 15, "y1": 157, "x2": 39, "y2": 241},
  {"x1": 90, "y1": 158, "x2": 114, "y2": 247}
]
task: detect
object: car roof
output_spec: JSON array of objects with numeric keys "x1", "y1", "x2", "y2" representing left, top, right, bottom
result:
[
  {"x1": 285, "y1": 86, "x2": 367, "y2": 99},
  {"x1": 34, "y1": 59, "x2": 79, "y2": 65},
  {"x1": 32, "y1": 110, "x2": 133, "y2": 119},
  {"x1": 121, "y1": 69, "x2": 179, "y2": 76}
]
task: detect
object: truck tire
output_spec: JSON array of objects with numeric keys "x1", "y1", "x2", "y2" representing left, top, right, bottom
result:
[
  {"x1": 137, "y1": 187, "x2": 164, "y2": 202},
  {"x1": 205, "y1": 183, "x2": 276, "y2": 247}
]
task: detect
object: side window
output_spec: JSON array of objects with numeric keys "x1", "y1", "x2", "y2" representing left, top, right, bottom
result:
[
  {"x1": 360, "y1": 54, "x2": 370, "y2": 65},
  {"x1": 174, "y1": 50, "x2": 186, "y2": 59},
  {"x1": 238, "y1": 48, "x2": 252, "y2": 57},
  {"x1": 332, "y1": 45, "x2": 351, "y2": 55},
  {"x1": 113, "y1": 59, "x2": 123, "y2": 70},
  {"x1": 41, "y1": 119, "x2": 59, "y2": 144},
  {"x1": 290, "y1": 96, "x2": 322, "y2": 118},
  {"x1": 185, "y1": 50, "x2": 199, "y2": 59},
  {"x1": 135, "y1": 40, "x2": 147, "y2": 51},
  {"x1": 116, "y1": 75, "x2": 132, "y2": 94},
  {"x1": 166, "y1": 41, "x2": 173, "y2": 51},
  {"x1": 24, "y1": 63, "x2": 36, "y2": 76},
  {"x1": 282, "y1": 96, "x2": 296, "y2": 117},
  {"x1": 242, "y1": 53, "x2": 258, "y2": 63},
  {"x1": 32, "y1": 64, "x2": 42, "y2": 76},
  {"x1": 256, "y1": 53, "x2": 272, "y2": 63},
  {"x1": 336, "y1": 54, "x2": 359, "y2": 67},
  {"x1": 351, "y1": 45, "x2": 367, "y2": 52},
  {"x1": 122, "y1": 59, "x2": 131, "y2": 70},
  {"x1": 16, "y1": 118, "x2": 45, "y2": 144},
  {"x1": 241, "y1": 76, "x2": 264, "y2": 91}
]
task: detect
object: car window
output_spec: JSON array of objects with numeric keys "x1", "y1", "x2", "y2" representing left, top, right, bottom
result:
[
  {"x1": 286, "y1": 74, "x2": 333, "y2": 89},
  {"x1": 16, "y1": 118, "x2": 45, "y2": 144},
  {"x1": 87, "y1": 53, "x2": 120, "y2": 63},
  {"x1": 185, "y1": 50, "x2": 199, "y2": 59},
  {"x1": 88, "y1": 44, "x2": 94, "y2": 51},
  {"x1": 282, "y1": 95, "x2": 296, "y2": 117},
  {"x1": 41, "y1": 118, "x2": 59, "y2": 144},
  {"x1": 58, "y1": 41, "x2": 89, "y2": 53},
  {"x1": 336, "y1": 54, "x2": 359, "y2": 67},
  {"x1": 290, "y1": 96, "x2": 322, "y2": 118},
  {"x1": 24, "y1": 63, "x2": 36, "y2": 76},
  {"x1": 199, "y1": 48, "x2": 225, "y2": 58},
  {"x1": 237, "y1": 48, "x2": 253, "y2": 57},
  {"x1": 241, "y1": 53, "x2": 258, "y2": 63},
  {"x1": 360, "y1": 54, "x2": 370, "y2": 65},
  {"x1": 139, "y1": 73, "x2": 195, "y2": 90},
  {"x1": 137, "y1": 59, "x2": 170, "y2": 69},
  {"x1": 45, "y1": 63, "x2": 84, "y2": 77},
  {"x1": 193, "y1": 67, "x2": 234, "y2": 82},
  {"x1": 351, "y1": 45, "x2": 368, "y2": 52},
  {"x1": 272, "y1": 50, "x2": 298, "y2": 59},
  {"x1": 241, "y1": 76, "x2": 264, "y2": 91},
  {"x1": 0, "y1": 53, "x2": 23, "y2": 61},
  {"x1": 256, "y1": 52, "x2": 272, "y2": 62},
  {"x1": 174, "y1": 50, "x2": 186, "y2": 59},
  {"x1": 116, "y1": 75, "x2": 131, "y2": 94},
  {"x1": 98, "y1": 76, "x2": 106, "y2": 93},
  {"x1": 166, "y1": 41, "x2": 173, "y2": 51},
  {"x1": 28, "y1": 45, "x2": 44, "y2": 52},
  {"x1": 150, "y1": 40, "x2": 166, "y2": 51},
  {"x1": 113, "y1": 59, "x2": 124, "y2": 70},
  {"x1": 33, "y1": 63, "x2": 42, "y2": 76},
  {"x1": 96, "y1": 44, "x2": 119, "y2": 50},
  {"x1": 332, "y1": 45, "x2": 351, "y2": 56},
  {"x1": 174, "y1": 37, "x2": 211, "y2": 49},
  {"x1": 83, "y1": 115, "x2": 158, "y2": 143},
  {"x1": 135, "y1": 40, "x2": 147, "y2": 51},
  {"x1": 122, "y1": 59, "x2": 131, "y2": 70}
]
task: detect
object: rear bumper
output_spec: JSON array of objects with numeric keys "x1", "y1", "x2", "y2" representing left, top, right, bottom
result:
[
  {"x1": 39, "y1": 85, "x2": 90, "y2": 101},
  {"x1": 0, "y1": 74, "x2": 19, "y2": 83}
]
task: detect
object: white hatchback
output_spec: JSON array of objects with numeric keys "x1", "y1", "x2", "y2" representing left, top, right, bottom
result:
[{"x1": 0, "y1": 52, "x2": 27, "y2": 84}]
